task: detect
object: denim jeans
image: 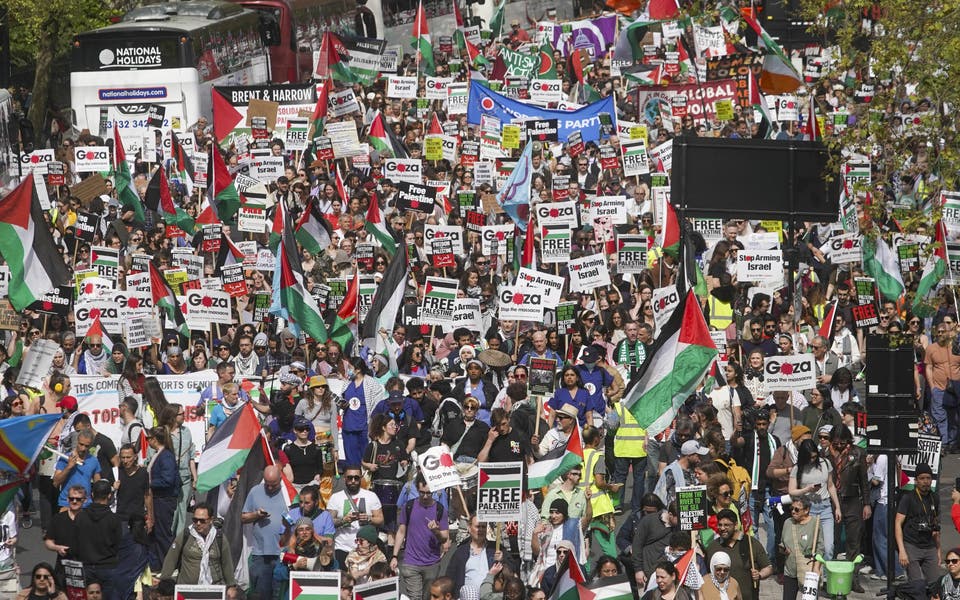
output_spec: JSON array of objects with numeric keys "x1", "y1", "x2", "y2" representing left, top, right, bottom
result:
[
  {"x1": 810, "y1": 499, "x2": 835, "y2": 560},
  {"x1": 872, "y1": 502, "x2": 904, "y2": 578},
  {"x1": 249, "y1": 554, "x2": 278, "y2": 600},
  {"x1": 931, "y1": 387, "x2": 951, "y2": 445},
  {"x1": 399, "y1": 561, "x2": 441, "y2": 600},
  {"x1": 612, "y1": 456, "x2": 647, "y2": 512}
]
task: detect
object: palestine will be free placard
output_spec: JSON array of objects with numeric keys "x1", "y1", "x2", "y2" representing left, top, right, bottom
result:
[
  {"x1": 420, "y1": 277, "x2": 459, "y2": 326},
  {"x1": 477, "y1": 462, "x2": 523, "y2": 522}
]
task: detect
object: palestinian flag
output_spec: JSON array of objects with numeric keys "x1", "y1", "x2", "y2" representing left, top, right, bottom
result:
[
  {"x1": 315, "y1": 31, "x2": 359, "y2": 83},
  {"x1": 748, "y1": 69, "x2": 775, "y2": 137},
  {"x1": 85, "y1": 314, "x2": 114, "y2": 354},
  {"x1": 412, "y1": 0, "x2": 435, "y2": 76},
  {"x1": 216, "y1": 232, "x2": 247, "y2": 269},
  {"x1": 294, "y1": 198, "x2": 333, "y2": 256},
  {"x1": 148, "y1": 262, "x2": 190, "y2": 340},
  {"x1": 367, "y1": 112, "x2": 392, "y2": 155},
  {"x1": 528, "y1": 423, "x2": 583, "y2": 488},
  {"x1": 112, "y1": 124, "x2": 146, "y2": 224},
  {"x1": 144, "y1": 167, "x2": 195, "y2": 235},
  {"x1": 309, "y1": 79, "x2": 330, "y2": 138},
  {"x1": 613, "y1": 17, "x2": 657, "y2": 64},
  {"x1": 657, "y1": 200, "x2": 681, "y2": 257},
  {"x1": 212, "y1": 88, "x2": 244, "y2": 143},
  {"x1": 488, "y1": 0, "x2": 507, "y2": 39},
  {"x1": 365, "y1": 195, "x2": 397, "y2": 255},
  {"x1": 862, "y1": 235, "x2": 905, "y2": 301},
  {"x1": 454, "y1": 29, "x2": 489, "y2": 70},
  {"x1": 585, "y1": 575, "x2": 635, "y2": 600},
  {"x1": 335, "y1": 164, "x2": 349, "y2": 202},
  {"x1": 479, "y1": 463, "x2": 522, "y2": 489},
  {"x1": 819, "y1": 301, "x2": 837, "y2": 339},
  {"x1": 169, "y1": 132, "x2": 195, "y2": 196},
  {"x1": 290, "y1": 573, "x2": 340, "y2": 600},
  {"x1": 742, "y1": 11, "x2": 802, "y2": 94},
  {"x1": 549, "y1": 544, "x2": 588, "y2": 600},
  {"x1": 272, "y1": 209, "x2": 329, "y2": 343},
  {"x1": 359, "y1": 247, "x2": 408, "y2": 353},
  {"x1": 354, "y1": 578, "x2": 399, "y2": 600},
  {"x1": 329, "y1": 271, "x2": 359, "y2": 352},
  {"x1": 913, "y1": 220, "x2": 948, "y2": 313},
  {"x1": 424, "y1": 277, "x2": 458, "y2": 302},
  {"x1": 0, "y1": 177, "x2": 70, "y2": 311},
  {"x1": 623, "y1": 63, "x2": 663, "y2": 86},
  {"x1": 202, "y1": 147, "x2": 241, "y2": 226},
  {"x1": 622, "y1": 289, "x2": 718, "y2": 435},
  {"x1": 196, "y1": 402, "x2": 261, "y2": 491},
  {"x1": 268, "y1": 192, "x2": 286, "y2": 252}
]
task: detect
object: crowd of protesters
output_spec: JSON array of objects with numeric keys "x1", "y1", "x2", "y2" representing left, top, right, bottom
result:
[{"x1": 1, "y1": 0, "x2": 959, "y2": 599}]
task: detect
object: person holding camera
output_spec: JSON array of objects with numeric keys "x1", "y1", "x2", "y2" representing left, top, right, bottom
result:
[
  {"x1": 160, "y1": 502, "x2": 234, "y2": 586},
  {"x1": 895, "y1": 463, "x2": 942, "y2": 584}
]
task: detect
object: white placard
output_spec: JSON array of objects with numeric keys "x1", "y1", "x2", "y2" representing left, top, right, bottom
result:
[
  {"x1": 185, "y1": 289, "x2": 233, "y2": 324},
  {"x1": 568, "y1": 254, "x2": 611, "y2": 292},
  {"x1": 764, "y1": 354, "x2": 816, "y2": 392},
  {"x1": 387, "y1": 76, "x2": 418, "y2": 99}
]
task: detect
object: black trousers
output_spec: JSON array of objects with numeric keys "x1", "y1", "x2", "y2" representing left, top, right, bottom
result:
[{"x1": 837, "y1": 496, "x2": 865, "y2": 560}]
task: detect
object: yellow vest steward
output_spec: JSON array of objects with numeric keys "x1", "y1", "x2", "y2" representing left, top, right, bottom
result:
[
  {"x1": 614, "y1": 402, "x2": 647, "y2": 458},
  {"x1": 580, "y1": 446, "x2": 615, "y2": 516},
  {"x1": 710, "y1": 296, "x2": 734, "y2": 331}
]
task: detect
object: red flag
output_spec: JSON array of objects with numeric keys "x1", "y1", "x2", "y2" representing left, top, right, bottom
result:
[
  {"x1": 647, "y1": 0, "x2": 680, "y2": 19},
  {"x1": 337, "y1": 271, "x2": 359, "y2": 322},
  {"x1": 521, "y1": 215, "x2": 536, "y2": 268},
  {"x1": 453, "y1": 0, "x2": 464, "y2": 28}
]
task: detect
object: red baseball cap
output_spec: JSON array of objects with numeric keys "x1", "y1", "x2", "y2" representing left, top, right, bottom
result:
[{"x1": 56, "y1": 396, "x2": 78, "y2": 411}]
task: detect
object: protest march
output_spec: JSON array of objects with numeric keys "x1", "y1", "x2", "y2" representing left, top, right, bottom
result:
[{"x1": 0, "y1": 0, "x2": 957, "y2": 598}]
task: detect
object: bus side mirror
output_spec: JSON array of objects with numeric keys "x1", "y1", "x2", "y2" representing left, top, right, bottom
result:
[{"x1": 258, "y1": 14, "x2": 281, "y2": 47}]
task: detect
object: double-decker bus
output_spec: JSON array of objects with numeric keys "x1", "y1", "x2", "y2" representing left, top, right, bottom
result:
[{"x1": 70, "y1": 1, "x2": 270, "y2": 139}]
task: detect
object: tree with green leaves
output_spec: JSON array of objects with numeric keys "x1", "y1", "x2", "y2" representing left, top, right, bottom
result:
[{"x1": 6, "y1": 0, "x2": 131, "y2": 144}]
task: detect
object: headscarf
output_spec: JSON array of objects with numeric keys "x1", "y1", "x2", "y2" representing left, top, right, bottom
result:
[{"x1": 709, "y1": 551, "x2": 732, "y2": 600}]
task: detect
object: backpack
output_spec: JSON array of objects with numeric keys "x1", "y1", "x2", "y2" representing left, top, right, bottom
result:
[
  {"x1": 714, "y1": 456, "x2": 752, "y2": 500},
  {"x1": 403, "y1": 498, "x2": 445, "y2": 527},
  {"x1": 432, "y1": 397, "x2": 462, "y2": 439}
]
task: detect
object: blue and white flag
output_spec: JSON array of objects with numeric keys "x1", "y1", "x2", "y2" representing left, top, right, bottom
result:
[
  {"x1": 497, "y1": 141, "x2": 533, "y2": 231},
  {"x1": 467, "y1": 82, "x2": 614, "y2": 143}
]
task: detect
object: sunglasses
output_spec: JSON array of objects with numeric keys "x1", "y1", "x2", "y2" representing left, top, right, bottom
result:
[
  {"x1": 345, "y1": 475, "x2": 361, "y2": 481},
  {"x1": 68, "y1": 496, "x2": 85, "y2": 503},
  {"x1": 791, "y1": 506, "x2": 806, "y2": 512},
  {"x1": 557, "y1": 414, "x2": 574, "y2": 420},
  {"x1": 35, "y1": 574, "x2": 52, "y2": 580},
  {"x1": 948, "y1": 559, "x2": 960, "y2": 565},
  {"x1": 89, "y1": 344, "x2": 102, "y2": 348},
  {"x1": 719, "y1": 491, "x2": 732, "y2": 498},
  {"x1": 193, "y1": 517, "x2": 209, "y2": 524}
]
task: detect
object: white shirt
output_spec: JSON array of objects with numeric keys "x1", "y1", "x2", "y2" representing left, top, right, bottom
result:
[
  {"x1": 0, "y1": 509, "x2": 15, "y2": 566},
  {"x1": 327, "y1": 489, "x2": 382, "y2": 553}
]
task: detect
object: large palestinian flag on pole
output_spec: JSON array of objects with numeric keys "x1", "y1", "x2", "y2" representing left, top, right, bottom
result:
[
  {"x1": 196, "y1": 402, "x2": 262, "y2": 492},
  {"x1": 622, "y1": 289, "x2": 718, "y2": 436},
  {"x1": 0, "y1": 178, "x2": 70, "y2": 310},
  {"x1": 272, "y1": 208, "x2": 329, "y2": 343}
]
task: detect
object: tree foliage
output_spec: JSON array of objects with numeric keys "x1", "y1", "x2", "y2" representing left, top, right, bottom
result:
[{"x1": 799, "y1": 0, "x2": 960, "y2": 204}]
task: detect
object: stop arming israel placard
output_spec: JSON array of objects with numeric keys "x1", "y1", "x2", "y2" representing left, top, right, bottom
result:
[
  {"x1": 420, "y1": 277, "x2": 459, "y2": 326},
  {"x1": 617, "y1": 234, "x2": 649, "y2": 274},
  {"x1": 569, "y1": 254, "x2": 611, "y2": 292},
  {"x1": 515, "y1": 267, "x2": 564, "y2": 308},
  {"x1": 499, "y1": 286, "x2": 545, "y2": 321},
  {"x1": 764, "y1": 353, "x2": 816, "y2": 392},
  {"x1": 735, "y1": 250, "x2": 784, "y2": 285},
  {"x1": 477, "y1": 462, "x2": 523, "y2": 522}
]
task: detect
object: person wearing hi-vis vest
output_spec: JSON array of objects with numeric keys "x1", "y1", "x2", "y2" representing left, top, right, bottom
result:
[
  {"x1": 610, "y1": 396, "x2": 648, "y2": 514},
  {"x1": 580, "y1": 425, "x2": 620, "y2": 557}
]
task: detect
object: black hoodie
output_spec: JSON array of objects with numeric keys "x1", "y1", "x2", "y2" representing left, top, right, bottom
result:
[{"x1": 74, "y1": 502, "x2": 123, "y2": 567}]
